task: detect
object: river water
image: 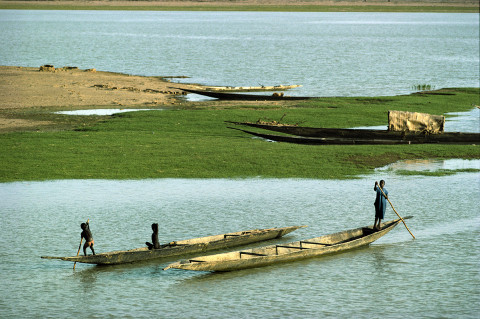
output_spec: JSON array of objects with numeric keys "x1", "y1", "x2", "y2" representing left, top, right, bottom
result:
[
  {"x1": 0, "y1": 10, "x2": 478, "y2": 97},
  {"x1": 0, "y1": 10, "x2": 479, "y2": 318},
  {"x1": 0, "y1": 164, "x2": 479, "y2": 318}
]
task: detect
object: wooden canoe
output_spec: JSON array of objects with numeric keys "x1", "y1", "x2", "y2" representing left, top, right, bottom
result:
[
  {"x1": 229, "y1": 127, "x2": 422, "y2": 145},
  {"x1": 227, "y1": 121, "x2": 480, "y2": 144},
  {"x1": 204, "y1": 84, "x2": 301, "y2": 92},
  {"x1": 40, "y1": 226, "x2": 305, "y2": 265},
  {"x1": 179, "y1": 88, "x2": 311, "y2": 101},
  {"x1": 164, "y1": 217, "x2": 411, "y2": 272}
]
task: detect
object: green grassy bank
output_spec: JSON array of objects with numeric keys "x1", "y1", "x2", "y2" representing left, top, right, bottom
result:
[
  {"x1": 1, "y1": 88, "x2": 479, "y2": 182},
  {"x1": 0, "y1": 2, "x2": 478, "y2": 13}
]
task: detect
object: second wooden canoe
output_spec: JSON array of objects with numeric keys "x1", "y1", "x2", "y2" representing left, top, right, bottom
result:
[{"x1": 164, "y1": 217, "x2": 411, "y2": 272}]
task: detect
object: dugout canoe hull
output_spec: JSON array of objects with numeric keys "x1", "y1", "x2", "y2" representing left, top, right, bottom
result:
[
  {"x1": 227, "y1": 121, "x2": 480, "y2": 144},
  {"x1": 229, "y1": 127, "x2": 424, "y2": 145},
  {"x1": 164, "y1": 217, "x2": 411, "y2": 272},
  {"x1": 204, "y1": 84, "x2": 301, "y2": 92},
  {"x1": 41, "y1": 226, "x2": 305, "y2": 265},
  {"x1": 180, "y1": 88, "x2": 311, "y2": 101}
]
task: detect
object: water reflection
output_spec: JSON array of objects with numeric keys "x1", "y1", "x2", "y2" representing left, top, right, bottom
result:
[
  {"x1": 369, "y1": 246, "x2": 393, "y2": 274},
  {"x1": 77, "y1": 269, "x2": 98, "y2": 295}
]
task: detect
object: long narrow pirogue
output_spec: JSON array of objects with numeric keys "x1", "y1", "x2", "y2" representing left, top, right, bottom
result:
[
  {"x1": 228, "y1": 127, "x2": 420, "y2": 145},
  {"x1": 179, "y1": 88, "x2": 311, "y2": 101},
  {"x1": 164, "y1": 217, "x2": 412, "y2": 272},
  {"x1": 227, "y1": 121, "x2": 480, "y2": 144},
  {"x1": 204, "y1": 84, "x2": 301, "y2": 92},
  {"x1": 41, "y1": 226, "x2": 305, "y2": 265}
]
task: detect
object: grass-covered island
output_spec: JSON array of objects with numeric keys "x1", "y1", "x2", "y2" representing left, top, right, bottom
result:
[{"x1": 0, "y1": 67, "x2": 478, "y2": 181}]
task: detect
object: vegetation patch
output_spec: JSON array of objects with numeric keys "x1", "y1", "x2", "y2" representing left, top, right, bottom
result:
[
  {"x1": 0, "y1": 88, "x2": 478, "y2": 182},
  {"x1": 394, "y1": 168, "x2": 480, "y2": 177}
]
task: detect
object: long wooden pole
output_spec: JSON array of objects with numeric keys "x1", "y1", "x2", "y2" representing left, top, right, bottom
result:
[
  {"x1": 73, "y1": 219, "x2": 89, "y2": 270},
  {"x1": 378, "y1": 187, "x2": 415, "y2": 239}
]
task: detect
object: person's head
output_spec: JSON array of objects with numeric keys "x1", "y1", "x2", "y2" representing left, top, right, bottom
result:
[
  {"x1": 380, "y1": 180, "x2": 385, "y2": 187},
  {"x1": 81, "y1": 223, "x2": 87, "y2": 230},
  {"x1": 151, "y1": 223, "x2": 158, "y2": 233}
]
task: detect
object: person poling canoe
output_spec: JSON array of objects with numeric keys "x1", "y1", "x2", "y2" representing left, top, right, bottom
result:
[
  {"x1": 374, "y1": 180, "x2": 388, "y2": 230},
  {"x1": 372, "y1": 180, "x2": 415, "y2": 238},
  {"x1": 80, "y1": 221, "x2": 95, "y2": 256}
]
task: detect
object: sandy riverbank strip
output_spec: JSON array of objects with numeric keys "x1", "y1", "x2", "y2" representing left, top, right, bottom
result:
[
  {"x1": 0, "y1": 65, "x2": 204, "y2": 130},
  {"x1": 0, "y1": 65, "x2": 199, "y2": 110},
  {"x1": 1, "y1": 0, "x2": 478, "y2": 11}
]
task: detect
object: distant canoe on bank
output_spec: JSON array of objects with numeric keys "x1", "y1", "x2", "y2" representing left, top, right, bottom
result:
[
  {"x1": 164, "y1": 217, "x2": 411, "y2": 272},
  {"x1": 227, "y1": 122, "x2": 480, "y2": 145},
  {"x1": 41, "y1": 226, "x2": 305, "y2": 266},
  {"x1": 203, "y1": 84, "x2": 302, "y2": 92},
  {"x1": 179, "y1": 88, "x2": 312, "y2": 101}
]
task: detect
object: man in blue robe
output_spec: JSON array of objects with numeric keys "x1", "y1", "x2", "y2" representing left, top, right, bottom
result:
[{"x1": 374, "y1": 180, "x2": 388, "y2": 230}]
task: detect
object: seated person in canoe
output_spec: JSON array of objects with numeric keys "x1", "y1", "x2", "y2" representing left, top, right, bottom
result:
[{"x1": 146, "y1": 223, "x2": 160, "y2": 250}]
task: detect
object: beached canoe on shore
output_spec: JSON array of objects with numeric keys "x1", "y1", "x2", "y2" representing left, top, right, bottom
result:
[
  {"x1": 179, "y1": 88, "x2": 312, "y2": 101},
  {"x1": 41, "y1": 226, "x2": 305, "y2": 265},
  {"x1": 229, "y1": 127, "x2": 426, "y2": 145},
  {"x1": 164, "y1": 217, "x2": 411, "y2": 272},
  {"x1": 203, "y1": 84, "x2": 301, "y2": 92},
  {"x1": 227, "y1": 121, "x2": 480, "y2": 144}
]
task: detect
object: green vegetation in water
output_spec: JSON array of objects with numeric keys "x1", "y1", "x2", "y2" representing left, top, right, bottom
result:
[
  {"x1": 0, "y1": 88, "x2": 478, "y2": 182},
  {"x1": 394, "y1": 168, "x2": 480, "y2": 177}
]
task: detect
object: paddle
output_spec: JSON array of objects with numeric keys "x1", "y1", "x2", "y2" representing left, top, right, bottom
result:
[
  {"x1": 378, "y1": 187, "x2": 415, "y2": 239},
  {"x1": 73, "y1": 219, "x2": 89, "y2": 270}
]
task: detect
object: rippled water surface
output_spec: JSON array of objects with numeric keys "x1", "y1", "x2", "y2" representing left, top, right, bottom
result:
[
  {"x1": 1, "y1": 11, "x2": 478, "y2": 97},
  {"x1": 445, "y1": 107, "x2": 480, "y2": 133},
  {"x1": 1, "y1": 161, "x2": 479, "y2": 318}
]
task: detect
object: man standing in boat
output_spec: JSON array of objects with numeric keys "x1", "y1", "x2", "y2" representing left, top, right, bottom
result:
[
  {"x1": 374, "y1": 180, "x2": 388, "y2": 230},
  {"x1": 80, "y1": 222, "x2": 95, "y2": 256}
]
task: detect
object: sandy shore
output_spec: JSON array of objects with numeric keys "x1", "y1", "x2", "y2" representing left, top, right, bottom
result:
[
  {"x1": 0, "y1": 65, "x2": 204, "y2": 130},
  {"x1": 0, "y1": 65, "x2": 200, "y2": 110}
]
